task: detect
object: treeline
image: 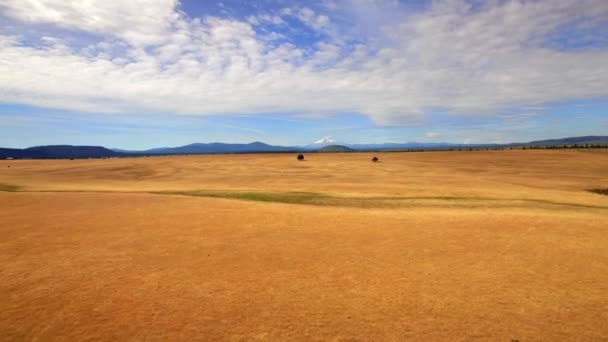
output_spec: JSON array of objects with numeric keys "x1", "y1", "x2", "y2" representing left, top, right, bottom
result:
[
  {"x1": 518, "y1": 144, "x2": 608, "y2": 149},
  {"x1": 383, "y1": 144, "x2": 608, "y2": 153}
]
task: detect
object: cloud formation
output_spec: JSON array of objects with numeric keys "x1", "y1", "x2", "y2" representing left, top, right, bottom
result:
[{"x1": 0, "y1": 0, "x2": 607, "y2": 125}]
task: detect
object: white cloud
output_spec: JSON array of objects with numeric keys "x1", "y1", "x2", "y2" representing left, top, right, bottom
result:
[
  {"x1": 297, "y1": 7, "x2": 330, "y2": 31},
  {"x1": 0, "y1": 0, "x2": 607, "y2": 125},
  {"x1": 0, "y1": 0, "x2": 179, "y2": 46},
  {"x1": 247, "y1": 13, "x2": 285, "y2": 26},
  {"x1": 425, "y1": 132, "x2": 441, "y2": 138}
]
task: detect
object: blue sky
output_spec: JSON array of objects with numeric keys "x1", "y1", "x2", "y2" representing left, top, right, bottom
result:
[{"x1": 0, "y1": 0, "x2": 607, "y2": 149}]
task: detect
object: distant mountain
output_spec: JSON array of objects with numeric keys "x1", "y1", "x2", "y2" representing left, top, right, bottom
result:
[
  {"x1": 304, "y1": 136, "x2": 344, "y2": 149},
  {"x1": 2, "y1": 136, "x2": 607, "y2": 159},
  {"x1": 344, "y1": 136, "x2": 608, "y2": 150},
  {"x1": 138, "y1": 141, "x2": 298, "y2": 155},
  {"x1": 314, "y1": 136, "x2": 336, "y2": 145},
  {"x1": 0, "y1": 145, "x2": 122, "y2": 159},
  {"x1": 317, "y1": 145, "x2": 354, "y2": 152},
  {"x1": 346, "y1": 142, "x2": 458, "y2": 150},
  {"x1": 111, "y1": 147, "x2": 171, "y2": 154}
]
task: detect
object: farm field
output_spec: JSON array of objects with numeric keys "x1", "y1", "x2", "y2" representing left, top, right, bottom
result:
[{"x1": 1, "y1": 150, "x2": 608, "y2": 340}]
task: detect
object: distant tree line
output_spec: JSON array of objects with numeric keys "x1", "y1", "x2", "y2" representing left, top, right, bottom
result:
[
  {"x1": 517, "y1": 144, "x2": 608, "y2": 150},
  {"x1": 390, "y1": 144, "x2": 608, "y2": 153}
]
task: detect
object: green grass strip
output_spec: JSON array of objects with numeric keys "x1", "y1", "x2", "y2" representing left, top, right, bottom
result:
[{"x1": 154, "y1": 190, "x2": 330, "y2": 205}]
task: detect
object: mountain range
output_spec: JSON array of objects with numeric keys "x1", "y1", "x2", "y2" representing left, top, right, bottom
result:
[
  {"x1": 114, "y1": 142, "x2": 297, "y2": 155},
  {"x1": 1, "y1": 136, "x2": 607, "y2": 159},
  {"x1": 0, "y1": 145, "x2": 121, "y2": 159}
]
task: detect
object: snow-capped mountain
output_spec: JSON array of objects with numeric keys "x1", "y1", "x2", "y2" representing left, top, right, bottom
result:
[
  {"x1": 313, "y1": 136, "x2": 336, "y2": 145},
  {"x1": 304, "y1": 136, "x2": 341, "y2": 149}
]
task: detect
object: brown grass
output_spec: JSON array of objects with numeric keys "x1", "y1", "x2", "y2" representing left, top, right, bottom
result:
[{"x1": 1, "y1": 150, "x2": 608, "y2": 340}]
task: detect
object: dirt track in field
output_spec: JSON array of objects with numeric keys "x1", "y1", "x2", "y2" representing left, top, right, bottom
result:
[{"x1": 1, "y1": 150, "x2": 607, "y2": 340}]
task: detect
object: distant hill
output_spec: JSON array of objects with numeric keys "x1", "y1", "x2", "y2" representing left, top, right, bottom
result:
[
  {"x1": 0, "y1": 145, "x2": 122, "y2": 159},
  {"x1": 317, "y1": 145, "x2": 354, "y2": 152},
  {"x1": 346, "y1": 142, "x2": 458, "y2": 150},
  {"x1": 112, "y1": 147, "x2": 171, "y2": 154},
  {"x1": 138, "y1": 142, "x2": 298, "y2": 154},
  {"x1": 522, "y1": 136, "x2": 608, "y2": 146},
  {"x1": 304, "y1": 137, "x2": 457, "y2": 150}
]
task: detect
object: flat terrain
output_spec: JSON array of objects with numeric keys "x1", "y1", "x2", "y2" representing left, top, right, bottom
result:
[{"x1": 1, "y1": 150, "x2": 607, "y2": 341}]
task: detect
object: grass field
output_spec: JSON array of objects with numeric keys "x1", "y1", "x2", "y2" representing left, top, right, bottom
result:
[{"x1": 1, "y1": 150, "x2": 607, "y2": 340}]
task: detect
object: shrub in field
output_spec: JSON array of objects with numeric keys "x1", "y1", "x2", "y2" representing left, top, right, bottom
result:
[{"x1": 589, "y1": 188, "x2": 608, "y2": 196}]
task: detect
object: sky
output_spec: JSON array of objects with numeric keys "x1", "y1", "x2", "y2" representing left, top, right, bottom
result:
[{"x1": 0, "y1": 0, "x2": 607, "y2": 149}]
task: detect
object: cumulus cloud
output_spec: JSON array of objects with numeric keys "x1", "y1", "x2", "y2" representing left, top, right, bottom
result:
[
  {"x1": 0, "y1": 0, "x2": 180, "y2": 46},
  {"x1": 0, "y1": 0, "x2": 607, "y2": 125},
  {"x1": 297, "y1": 7, "x2": 330, "y2": 31}
]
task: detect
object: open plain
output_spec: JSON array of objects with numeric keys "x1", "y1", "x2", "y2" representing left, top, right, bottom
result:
[{"x1": 1, "y1": 150, "x2": 608, "y2": 341}]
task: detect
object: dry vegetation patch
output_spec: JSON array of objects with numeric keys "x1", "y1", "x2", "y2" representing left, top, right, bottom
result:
[
  {"x1": 155, "y1": 190, "x2": 608, "y2": 211},
  {"x1": 0, "y1": 182, "x2": 20, "y2": 192},
  {"x1": 588, "y1": 188, "x2": 608, "y2": 196},
  {"x1": 157, "y1": 190, "x2": 329, "y2": 204}
]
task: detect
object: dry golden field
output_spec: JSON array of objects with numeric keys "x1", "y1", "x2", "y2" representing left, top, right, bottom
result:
[{"x1": 1, "y1": 150, "x2": 608, "y2": 341}]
